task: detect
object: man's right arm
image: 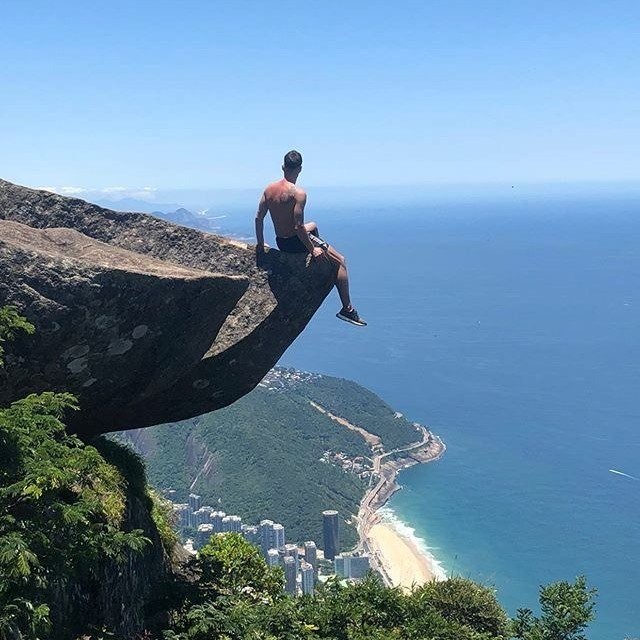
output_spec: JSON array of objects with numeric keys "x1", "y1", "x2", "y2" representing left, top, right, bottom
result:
[
  {"x1": 255, "y1": 192, "x2": 268, "y2": 249},
  {"x1": 293, "y1": 190, "x2": 323, "y2": 259}
]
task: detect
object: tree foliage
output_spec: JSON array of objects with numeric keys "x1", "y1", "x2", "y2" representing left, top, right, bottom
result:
[
  {"x1": 164, "y1": 546, "x2": 595, "y2": 640},
  {"x1": 512, "y1": 576, "x2": 596, "y2": 640},
  {"x1": 0, "y1": 305, "x2": 34, "y2": 367},
  {"x1": 0, "y1": 307, "x2": 149, "y2": 639}
]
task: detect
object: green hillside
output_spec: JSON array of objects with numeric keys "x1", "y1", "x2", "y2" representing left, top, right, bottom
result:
[{"x1": 115, "y1": 368, "x2": 422, "y2": 547}]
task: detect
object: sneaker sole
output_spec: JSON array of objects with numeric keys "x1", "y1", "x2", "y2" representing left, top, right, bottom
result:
[{"x1": 336, "y1": 312, "x2": 367, "y2": 326}]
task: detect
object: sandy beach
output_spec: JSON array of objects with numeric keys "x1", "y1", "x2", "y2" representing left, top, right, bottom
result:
[
  {"x1": 307, "y1": 399, "x2": 447, "y2": 590},
  {"x1": 367, "y1": 520, "x2": 443, "y2": 590}
]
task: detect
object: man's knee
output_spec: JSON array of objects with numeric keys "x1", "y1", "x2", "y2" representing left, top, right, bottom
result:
[
  {"x1": 328, "y1": 247, "x2": 346, "y2": 267},
  {"x1": 305, "y1": 221, "x2": 319, "y2": 236}
]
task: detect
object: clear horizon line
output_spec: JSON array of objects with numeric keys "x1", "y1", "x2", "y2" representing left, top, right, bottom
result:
[{"x1": 28, "y1": 177, "x2": 640, "y2": 196}]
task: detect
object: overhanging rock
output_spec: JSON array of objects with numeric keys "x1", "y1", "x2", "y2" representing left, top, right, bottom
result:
[{"x1": 0, "y1": 179, "x2": 337, "y2": 437}]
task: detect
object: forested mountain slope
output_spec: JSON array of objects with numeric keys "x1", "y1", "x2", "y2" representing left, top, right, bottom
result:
[{"x1": 116, "y1": 368, "x2": 420, "y2": 545}]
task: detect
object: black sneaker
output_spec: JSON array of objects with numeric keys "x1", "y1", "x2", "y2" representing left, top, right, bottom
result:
[{"x1": 336, "y1": 307, "x2": 367, "y2": 326}]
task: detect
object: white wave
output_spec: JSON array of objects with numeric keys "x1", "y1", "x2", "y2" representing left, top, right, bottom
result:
[{"x1": 378, "y1": 506, "x2": 448, "y2": 581}]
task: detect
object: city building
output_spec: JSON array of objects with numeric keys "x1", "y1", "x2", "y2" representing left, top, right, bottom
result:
[
  {"x1": 259, "y1": 520, "x2": 286, "y2": 555},
  {"x1": 300, "y1": 561, "x2": 314, "y2": 595},
  {"x1": 173, "y1": 503, "x2": 191, "y2": 529},
  {"x1": 241, "y1": 524, "x2": 259, "y2": 545},
  {"x1": 211, "y1": 510, "x2": 226, "y2": 533},
  {"x1": 283, "y1": 543, "x2": 299, "y2": 571},
  {"x1": 266, "y1": 548, "x2": 280, "y2": 567},
  {"x1": 334, "y1": 553, "x2": 371, "y2": 580},
  {"x1": 303, "y1": 541, "x2": 317, "y2": 570},
  {"x1": 322, "y1": 510, "x2": 340, "y2": 561},
  {"x1": 222, "y1": 515, "x2": 242, "y2": 533},
  {"x1": 193, "y1": 507, "x2": 211, "y2": 527},
  {"x1": 272, "y1": 523, "x2": 285, "y2": 550},
  {"x1": 283, "y1": 556, "x2": 297, "y2": 595},
  {"x1": 188, "y1": 493, "x2": 202, "y2": 512},
  {"x1": 196, "y1": 523, "x2": 214, "y2": 549}
]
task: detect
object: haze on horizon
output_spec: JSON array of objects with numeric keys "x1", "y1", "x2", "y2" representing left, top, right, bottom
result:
[{"x1": 1, "y1": 1, "x2": 638, "y2": 191}]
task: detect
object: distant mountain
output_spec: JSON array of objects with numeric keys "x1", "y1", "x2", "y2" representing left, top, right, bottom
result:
[
  {"x1": 92, "y1": 197, "x2": 223, "y2": 233},
  {"x1": 150, "y1": 207, "x2": 220, "y2": 233},
  {"x1": 94, "y1": 197, "x2": 183, "y2": 213}
]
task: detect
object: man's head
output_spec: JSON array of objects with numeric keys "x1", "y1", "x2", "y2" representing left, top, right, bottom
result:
[{"x1": 282, "y1": 150, "x2": 302, "y2": 177}]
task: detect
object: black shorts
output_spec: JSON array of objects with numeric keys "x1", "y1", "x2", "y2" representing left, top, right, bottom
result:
[{"x1": 276, "y1": 234, "x2": 328, "y2": 253}]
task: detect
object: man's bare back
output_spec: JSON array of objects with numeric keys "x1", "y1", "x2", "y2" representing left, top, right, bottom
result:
[
  {"x1": 255, "y1": 150, "x2": 366, "y2": 326},
  {"x1": 263, "y1": 178, "x2": 305, "y2": 239}
]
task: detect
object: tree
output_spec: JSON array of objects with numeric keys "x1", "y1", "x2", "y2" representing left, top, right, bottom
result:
[
  {"x1": 410, "y1": 577, "x2": 509, "y2": 638},
  {"x1": 512, "y1": 576, "x2": 596, "y2": 640},
  {"x1": 0, "y1": 305, "x2": 34, "y2": 367},
  {"x1": 196, "y1": 533, "x2": 284, "y2": 602},
  {"x1": 0, "y1": 308, "x2": 148, "y2": 639}
]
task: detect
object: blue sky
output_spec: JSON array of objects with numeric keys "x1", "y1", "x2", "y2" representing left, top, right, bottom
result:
[{"x1": 1, "y1": 0, "x2": 638, "y2": 192}]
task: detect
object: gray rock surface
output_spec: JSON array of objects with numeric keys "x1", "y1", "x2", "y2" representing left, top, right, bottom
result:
[{"x1": 0, "y1": 179, "x2": 337, "y2": 437}]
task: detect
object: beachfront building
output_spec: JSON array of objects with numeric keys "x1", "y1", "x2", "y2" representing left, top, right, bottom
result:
[
  {"x1": 322, "y1": 510, "x2": 340, "y2": 560},
  {"x1": 283, "y1": 556, "x2": 297, "y2": 594},
  {"x1": 335, "y1": 552, "x2": 371, "y2": 580},
  {"x1": 300, "y1": 561, "x2": 315, "y2": 595},
  {"x1": 304, "y1": 540, "x2": 317, "y2": 570}
]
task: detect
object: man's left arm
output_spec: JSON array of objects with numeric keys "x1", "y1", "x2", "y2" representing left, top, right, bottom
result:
[{"x1": 255, "y1": 192, "x2": 268, "y2": 249}]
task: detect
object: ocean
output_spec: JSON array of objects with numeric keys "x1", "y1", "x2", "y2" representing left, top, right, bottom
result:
[{"x1": 218, "y1": 186, "x2": 640, "y2": 639}]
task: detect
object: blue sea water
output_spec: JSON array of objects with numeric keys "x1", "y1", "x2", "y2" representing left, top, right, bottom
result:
[{"x1": 221, "y1": 187, "x2": 640, "y2": 639}]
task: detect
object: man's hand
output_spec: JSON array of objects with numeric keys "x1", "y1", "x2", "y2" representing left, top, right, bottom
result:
[{"x1": 312, "y1": 246, "x2": 327, "y2": 261}]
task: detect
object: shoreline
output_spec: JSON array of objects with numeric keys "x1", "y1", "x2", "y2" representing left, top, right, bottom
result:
[
  {"x1": 307, "y1": 399, "x2": 447, "y2": 590},
  {"x1": 359, "y1": 429, "x2": 447, "y2": 589}
]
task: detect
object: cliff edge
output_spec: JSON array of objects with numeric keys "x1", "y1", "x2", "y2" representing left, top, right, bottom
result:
[{"x1": 0, "y1": 179, "x2": 337, "y2": 437}]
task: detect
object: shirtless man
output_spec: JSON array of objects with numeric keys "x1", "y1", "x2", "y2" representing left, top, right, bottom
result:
[{"x1": 255, "y1": 150, "x2": 366, "y2": 326}]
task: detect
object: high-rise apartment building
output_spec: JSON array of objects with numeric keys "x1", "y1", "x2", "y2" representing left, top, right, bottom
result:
[
  {"x1": 173, "y1": 503, "x2": 191, "y2": 529},
  {"x1": 259, "y1": 520, "x2": 286, "y2": 555},
  {"x1": 303, "y1": 541, "x2": 317, "y2": 570},
  {"x1": 334, "y1": 553, "x2": 370, "y2": 580},
  {"x1": 322, "y1": 510, "x2": 340, "y2": 561},
  {"x1": 284, "y1": 543, "x2": 299, "y2": 572},
  {"x1": 222, "y1": 515, "x2": 242, "y2": 533},
  {"x1": 188, "y1": 493, "x2": 202, "y2": 512},
  {"x1": 266, "y1": 548, "x2": 280, "y2": 567},
  {"x1": 196, "y1": 523, "x2": 214, "y2": 549},
  {"x1": 211, "y1": 511, "x2": 226, "y2": 533},
  {"x1": 193, "y1": 508, "x2": 211, "y2": 527},
  {"x1": 272, "y1": 523, "x2": 285, "y2": 550},
  {"x1": 241, "y1": 524, "x2": 259, "y2": 545},
  {"x1": 300, "y1": 561, "x2": 314, "y2": 595},
  {"x1": 283, "y1": 556, "x2": 297, "y2": 595}
]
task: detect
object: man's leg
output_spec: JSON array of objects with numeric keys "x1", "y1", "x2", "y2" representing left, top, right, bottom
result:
[
  {"x1": 326, "y1": 245, "x2": 352, "y2": 311},
  {"x1": 304, "y1": 221, "x2": 319, "y2": 237}
]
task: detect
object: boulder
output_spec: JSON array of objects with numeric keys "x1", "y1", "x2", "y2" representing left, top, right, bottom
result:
[{"x1": 0, "y1": 179, "x2": 337, "y2": 437}]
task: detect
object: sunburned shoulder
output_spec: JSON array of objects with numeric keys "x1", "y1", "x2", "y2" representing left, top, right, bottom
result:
[{"x1": 264, "y1": 180, "x2": 304, "y2": 201}]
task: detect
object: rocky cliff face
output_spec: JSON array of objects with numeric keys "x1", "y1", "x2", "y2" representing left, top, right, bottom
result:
[{"x1": 0, "y1": 179, "x2": 337, "y2": 437}]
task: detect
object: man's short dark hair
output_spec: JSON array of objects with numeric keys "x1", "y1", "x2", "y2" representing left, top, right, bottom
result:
[{"x1": 283, "y1": 150, "x2": 302, "y2": 170}]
